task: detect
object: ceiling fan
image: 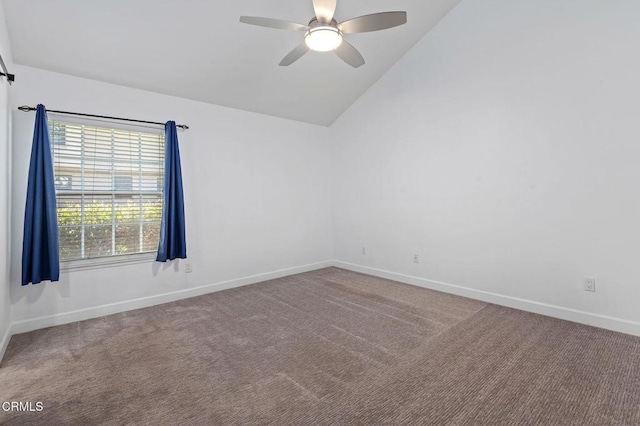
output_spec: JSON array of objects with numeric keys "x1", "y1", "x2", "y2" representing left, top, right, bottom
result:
[{"x1": 240, "y1": 0, "x2": 407, "y2": 68}]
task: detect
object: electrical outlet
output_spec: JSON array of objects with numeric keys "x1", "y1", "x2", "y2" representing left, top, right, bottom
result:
[
  {"x1": 362, "y1": 246, "x2": 367, "y2": 255},
  {"x1": 413, "y1": 254, "x2": 419, "y2": 264},
  {"x1": 185, "y1": 263, "x2": 193, "y2": 273},
  {"x1": 583, "y1": 277, "x2": 596, "y2": 292}
]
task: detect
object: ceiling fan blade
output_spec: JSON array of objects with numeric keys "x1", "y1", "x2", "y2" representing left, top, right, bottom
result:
[
  {"x1": 335, "y1": 40, "x2": 365, "y2": 68},
  {"x1": 339, "y1": 11, "x2": 407, "y2": 34},
  {"x1": 279, "y1": 43, "x2": 310, "y2": 66},
  {"x1": 312, "y1": 0, "x2": 337, "y2": 23},
  {"x1": 239, "y1": 16, "x2": 308, "y2": 31}
]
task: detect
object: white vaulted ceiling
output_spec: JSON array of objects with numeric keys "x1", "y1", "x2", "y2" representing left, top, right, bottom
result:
[{"x1": 2, "y1": 0, "x2": 460, "y2": 125}]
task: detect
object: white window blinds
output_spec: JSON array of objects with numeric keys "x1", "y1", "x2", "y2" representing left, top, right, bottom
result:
[{"x1": 49, "y1": 120, "x2": 165, "y2": 261}]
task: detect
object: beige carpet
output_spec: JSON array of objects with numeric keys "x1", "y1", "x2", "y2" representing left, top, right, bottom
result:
[{"x1": 1, "y1": 267, "x2": 638, "y2": 425}]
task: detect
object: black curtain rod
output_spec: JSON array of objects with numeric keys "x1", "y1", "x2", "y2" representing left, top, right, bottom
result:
[
  {"x1": 0, "y1": 54, "x2": 14, "y2": 84},
  {"x1": 17, "y1": 105, "x2": 189, "y2": 130}
]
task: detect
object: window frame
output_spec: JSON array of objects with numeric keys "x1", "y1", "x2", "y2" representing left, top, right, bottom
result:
[
  {"x1": 48, "y1": 118, "x2": 165, "y2": 268},
  {"x1": 61, "y1": 251, "x2": 157, "y2": 271}
]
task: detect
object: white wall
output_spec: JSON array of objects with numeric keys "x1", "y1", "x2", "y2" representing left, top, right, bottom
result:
[
  {"x1": 331, "y1": 0, "x2": 640, "y2": 329},
  {"x1": 10, "y1": 65, "x2": 332, "y2": 325},
  {"x1": 6, "y1": 0, "x2": 640, "y2": 338},
  {"x1": 0, "y1": 1, "x2": 14, "y2": 354}
]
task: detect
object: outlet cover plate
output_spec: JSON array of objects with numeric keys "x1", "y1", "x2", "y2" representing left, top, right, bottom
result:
[{"x1": 584, "y1": 277, "x2": 596, "y2": 292}]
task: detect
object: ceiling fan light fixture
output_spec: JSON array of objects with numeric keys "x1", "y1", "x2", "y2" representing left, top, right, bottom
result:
[{"x1": 304, "y1": 26, "x2": 343, "y2": 52}]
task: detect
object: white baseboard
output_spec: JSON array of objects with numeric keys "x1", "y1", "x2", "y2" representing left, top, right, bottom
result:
[
  {"x1": 9, "y1": 260, "x2": 333, "y2": 337},
  {"x1": 4, "y1": 258, "x2": 638, "y2": 367},
  {"x1": 333, "y1": 261, "x2": 640, "y2": 337},
  {"x1": 0, "y1": 324, "x2": 11, "y2": 365}
]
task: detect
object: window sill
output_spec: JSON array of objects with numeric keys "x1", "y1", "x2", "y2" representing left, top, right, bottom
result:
[{"x1": 61, "y1": 252, "x2": 157, "y2": 271}]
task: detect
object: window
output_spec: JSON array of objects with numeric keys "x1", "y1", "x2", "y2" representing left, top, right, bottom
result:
[
  {"x1": 51, "y1": 122, "x2": 66, "y2": 145},
  {"x1": 54, "y1": 175, "x2": 72, "y2": 190},
  {"x1": 114, "y1": 175, "x2": 133, "y2": 191},
  {"x1": 49, "y1": 120, "x2": 165, "y2": 261}
]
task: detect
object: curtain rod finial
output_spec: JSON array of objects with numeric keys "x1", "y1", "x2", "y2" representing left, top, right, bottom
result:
[{"x1": 18, "y1": 105, "x2": 34, "y2": 112}]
